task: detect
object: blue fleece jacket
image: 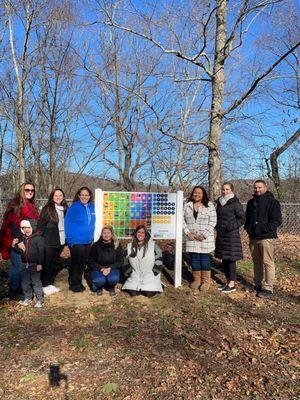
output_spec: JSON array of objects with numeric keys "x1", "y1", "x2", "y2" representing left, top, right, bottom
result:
[{"x1": 65, "y1": 201, "x2": 96, "y2": 245}]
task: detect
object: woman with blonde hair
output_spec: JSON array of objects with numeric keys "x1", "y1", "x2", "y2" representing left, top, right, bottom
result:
[
  {"x1": 87, "y1": 226, "x2": 124, "y2": 296},
  {"x1": 215, "y1": 182, "x2": 245, "y2": 293}
]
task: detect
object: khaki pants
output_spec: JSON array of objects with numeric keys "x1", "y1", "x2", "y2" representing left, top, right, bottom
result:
[{"x1": 249, "y1": 238, "x2": 276, "y2": 292}]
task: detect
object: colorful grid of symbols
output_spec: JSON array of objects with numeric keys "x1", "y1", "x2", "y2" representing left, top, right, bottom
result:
[
  {"x1": 102, "y1": 192, "x2": 177, "y2": 238},
  {"x1": 102, "y1": 192, "x2": 152, "y2": 237}
]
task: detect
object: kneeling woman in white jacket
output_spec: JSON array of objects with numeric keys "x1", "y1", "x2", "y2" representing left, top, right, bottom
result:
[{"x1": 122, "y1": 225, "x2": 163, "y2": 297}]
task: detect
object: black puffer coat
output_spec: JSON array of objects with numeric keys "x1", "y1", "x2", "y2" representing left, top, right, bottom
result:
[{"x1": 215, "y1": 196, "x2": 245, "y2": 261}]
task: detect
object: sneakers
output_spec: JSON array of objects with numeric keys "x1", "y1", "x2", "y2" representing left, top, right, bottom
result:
[
  {"x1": 254, "y1": 285, "x2": 262, "y2": 292},
  {"x1": 20, "y1": 298, "x2": 32, "y2": 306},
  {"x1": 34, "y1": 301, "x2": 44, "y2": 308},
  {"x1": 221, "y1": 285, "x2": 236, "y2": 294},
  {"x1": 109, "y1": 288, "x2": 116, "y2": 297},
  {"x1": 96, "y1": 288, "x2": 103, "y2": 296},
  {"x1": 257, "y1": 289, "x2": 272, "y2": 299},
  {"x1": 218, "y1": 284, "x2": 227, "y2": 291}
]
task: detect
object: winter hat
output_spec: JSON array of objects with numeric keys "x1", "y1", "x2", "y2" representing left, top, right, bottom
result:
[{"x1": 20, "y1": 220, "x2": 32, "y2": 228}]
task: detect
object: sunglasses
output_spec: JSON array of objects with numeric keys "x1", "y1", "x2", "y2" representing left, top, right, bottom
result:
[{"x1": 24, "y1": 189, "x2": 35, "y2": 193}]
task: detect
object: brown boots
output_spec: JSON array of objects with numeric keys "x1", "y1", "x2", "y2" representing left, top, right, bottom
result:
[
  {"x1": 200, "y1": 270, "x2": 211, "y2": 291},
  {"x1": 190, "y1": 270, "x2": 211, "y2": 291},
  {"x1": 190, "y1": 271, "x2": 201, "y2": 289}
]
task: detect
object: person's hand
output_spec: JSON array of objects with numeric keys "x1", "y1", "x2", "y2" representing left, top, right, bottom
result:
[
  {"x1": 101, "y1": 267, "x2": 111, "y2": 276},
  {"x1": 187, "y1": 232, "x2": 196, "y2": 241},
  {"x1": 36, "y1": 265, "x2": 42, "y2": 272},
  {"x1": 17, "y1": 242, "x2": 26, "y2": 251},
  {"x1": 197, "y1": 233, "x2": 206, "y2": 241},
  {"x1": 12, "y1": 238, "x2": 19, "y2": 246}
]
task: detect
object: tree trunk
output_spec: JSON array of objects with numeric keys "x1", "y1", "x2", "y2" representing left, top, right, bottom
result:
[
  {"x1": 267, "y1": 127, "x2": 300, "y2": 201},
  {"x1": 208, "y1": 0, "x2": 226, "y2": 200}
]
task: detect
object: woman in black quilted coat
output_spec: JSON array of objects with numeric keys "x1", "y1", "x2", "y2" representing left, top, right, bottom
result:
[{"x1": 215, "y1": 182, "x2": 245, "y2": 293}]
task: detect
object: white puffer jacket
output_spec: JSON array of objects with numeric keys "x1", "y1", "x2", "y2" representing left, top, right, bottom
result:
[{"x1": 122, "y1": 239, "x2": 163, "y2": 292}]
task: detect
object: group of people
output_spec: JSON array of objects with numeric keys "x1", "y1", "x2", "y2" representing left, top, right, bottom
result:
[
  {"x1": 0, "y1": 179, "x2": 281, "y2": 308},
  {"x1": 0, "y1": 184, "x2": 164, "y2": 307},
  {"x1": 184, "y1": 180, "x2": 281, "y2": 299}
]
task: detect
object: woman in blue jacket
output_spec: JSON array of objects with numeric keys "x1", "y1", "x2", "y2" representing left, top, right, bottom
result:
[{"x1": 65, "y1": 187, "x2": 95, "y2": 292}]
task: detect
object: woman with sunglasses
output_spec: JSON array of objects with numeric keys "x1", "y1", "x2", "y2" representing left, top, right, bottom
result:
[
  {"x1": 0, "y1": 182, "x2": 39, "y2": 300},
  {"x1": 65, "y1": 187, "x2": 96, "y2": 292}
]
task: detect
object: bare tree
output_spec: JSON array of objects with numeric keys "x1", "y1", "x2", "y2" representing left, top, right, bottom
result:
[{"x1": 94, "y1": 0, "x2": 300, "y2": 198}]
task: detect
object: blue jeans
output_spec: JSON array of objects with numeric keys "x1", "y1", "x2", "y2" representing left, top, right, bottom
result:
[
  {"x1": 9, "y1": 250, "x2": 22, "y2": 290},
  {"x1": 91, "y1": 269, "x2": 120, "y2": 291},
  {"x1": 190, "y1": 253, "x2": 211, "y2": 271}
]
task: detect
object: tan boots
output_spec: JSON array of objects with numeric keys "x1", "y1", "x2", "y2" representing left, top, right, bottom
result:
[
  {"x1": 200, "y1": 270, "x2": 211, "y2": 291},
  {"x1": 190, "y1": 271, "x2": 201, "y2": 289},
  {"x1": 190, "y1": 270, "x2": 211, "y2": 291}
]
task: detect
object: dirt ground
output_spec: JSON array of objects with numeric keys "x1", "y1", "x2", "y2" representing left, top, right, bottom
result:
[{"x1": 0, "y1": 250, "x2": 299, "y2": 400}]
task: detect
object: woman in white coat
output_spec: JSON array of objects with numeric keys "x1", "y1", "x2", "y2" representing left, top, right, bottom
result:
[
  {"x1": 183, "y1": 186, "x2": 217, "y2": 291},
  {"x1": 122, "y1": 225, "x2": 163, "y2": 297}
]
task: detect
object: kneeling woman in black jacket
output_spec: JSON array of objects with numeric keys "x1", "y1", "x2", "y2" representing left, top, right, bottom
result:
[{"x1": 87, "y1": 226, "x2": 123, "y2": 296}]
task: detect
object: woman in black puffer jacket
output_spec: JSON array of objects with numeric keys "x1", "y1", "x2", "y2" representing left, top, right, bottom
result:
[{"x1": 215, "y1": 182, "x2": 245, "y2": 293}]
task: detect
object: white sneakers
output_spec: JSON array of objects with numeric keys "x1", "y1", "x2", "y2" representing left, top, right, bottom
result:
[
  {"x1": 43, "y1": 285, "x2": 61, "y2": 296},
  {"x1": 34, "y1": 301, "x2": 44, "y2": 308},
  {"x1": 19, "y1": 298, "x2": 44, "y2": 308}
]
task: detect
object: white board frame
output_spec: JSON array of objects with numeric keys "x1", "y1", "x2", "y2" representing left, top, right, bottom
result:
[{"x1": 94, "y1": 189, "x2": 183, "y2": 288}]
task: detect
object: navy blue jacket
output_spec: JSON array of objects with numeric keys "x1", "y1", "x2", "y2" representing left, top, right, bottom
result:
[{"x1": 65, "y1": 201, "x2": 96, "y2": 245}]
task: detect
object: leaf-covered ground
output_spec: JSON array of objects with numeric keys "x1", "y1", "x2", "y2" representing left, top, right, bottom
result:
[{"x1": 0, "y1": 258, "x2": 299, "y2": 400}]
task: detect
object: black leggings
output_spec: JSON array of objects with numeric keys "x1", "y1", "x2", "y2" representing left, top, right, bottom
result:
[
  {"x1": 42, "y1": 246, "x2": 64, "y2": 286},
  {"x1": 222, "y1": 260, "x2": 237, "y2": 281},
  {"x1": 125, "y1": 289, "x2": 158, "y2": 298},
  {"x1": 69, "y1": 244, "x2": 91, "y2": 291}
]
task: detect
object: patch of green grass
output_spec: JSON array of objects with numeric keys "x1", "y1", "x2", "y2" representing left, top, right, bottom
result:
[
  {"x1": 89, "y1": 305, "x2": 102, "y2": 313},
  {"x1": 237, "y1": 260, "x2": 253, "y2": 273},
  {"x1": 100, "y1": 382, "x2": 118, "y2": 394},
  {"x1": 19, "y1": 373, "x2": 36, "y2": 383},
  {"x1": 290, "y1": 259, "x2": 300, "y2": 272},
  {"x1": 100, "y1": 314, "x2": 116, "y2": 327},
  {"x1": 27, "y1": 340, "x2": 44, "y2": 350},
  {"x1": 74, "y1": 334, "x2": 89, "y2": 350},
  {"x1": 157, "y1": 316, "x2": 173, "y2": 334},
  {"x1": 124, "y1": 327, "x2": 139, "y2": 340}
]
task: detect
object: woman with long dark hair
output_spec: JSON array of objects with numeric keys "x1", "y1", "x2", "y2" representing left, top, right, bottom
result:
[
  {"x1": 122, "y1": 225, "x2": 163, "y2": 297},
  {"x1": 65, "y1": 187, "x2": 95, "y2": 292},
  {"x1": 215, "y1": 182, "x2": 245, "y2": 293},
  {"x1": 38, "y1": 188, "x2": 68, "y2": 292},
  {"x1": 0, "y1": 182, "x2": 39, "y2": 299},
  {"x1": 183, "y1": 186, "x2": 217, "y2": 291}
]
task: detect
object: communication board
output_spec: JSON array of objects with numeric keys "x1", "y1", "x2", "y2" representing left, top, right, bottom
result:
[{"x1": 102, "y1": 191, "x2": 177, "y2": 239}]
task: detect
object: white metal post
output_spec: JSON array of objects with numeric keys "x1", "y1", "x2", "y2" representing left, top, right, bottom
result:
[
  {"x1": 94, "y1": 188, "x2": 103, "y2": 242},
  {"x1": 174, "y1": 191, "x2": 183, "y2": 287}
]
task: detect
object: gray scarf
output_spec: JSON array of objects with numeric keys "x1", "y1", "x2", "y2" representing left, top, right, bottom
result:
[{"x1": 219, "y1": 193, "x2": 235, "y2": 206}]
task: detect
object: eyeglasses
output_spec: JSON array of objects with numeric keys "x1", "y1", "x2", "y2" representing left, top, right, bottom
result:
[{"x1": 24, "y1": 189, "x2": 35, "y2": 193}]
